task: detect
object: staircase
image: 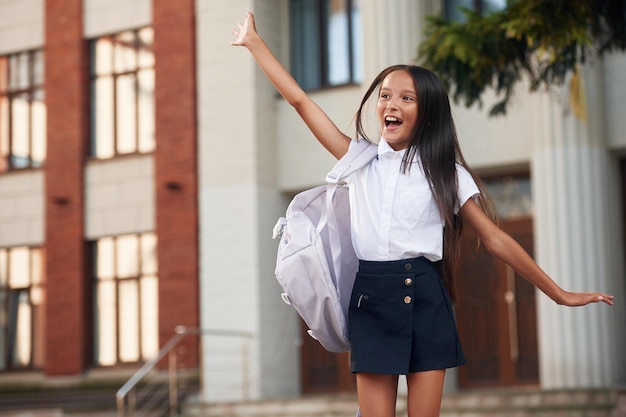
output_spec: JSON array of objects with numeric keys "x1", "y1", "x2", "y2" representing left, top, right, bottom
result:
[
  {"x1": 0, "y1": 385, "x2": 119, "y2": 416},
  {"x1": 183, "y1": 387, "x2": 626, "y2": 417},
  {"x1": 440, "y1": 387, "x2": 626, "y2": 417},
  {"x1": 0, "y1": 387, "x2": 622, "y2": 416}
]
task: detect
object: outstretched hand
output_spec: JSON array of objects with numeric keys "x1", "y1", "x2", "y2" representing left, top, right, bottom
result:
[
  {"x1": 231, "y1": 12, "x2": 257, "y2": 47},
  {"x1": 559, "y1": 291, "x2": 614, "y2": 307}
]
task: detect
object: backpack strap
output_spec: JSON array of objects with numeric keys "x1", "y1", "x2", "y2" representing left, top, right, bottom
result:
[
  {"x1": 325, "y1": 139, "x2": 378, "y2": 184},
  {"x1": 318, "y1": 140, "x2": 378, "y2": 286}
]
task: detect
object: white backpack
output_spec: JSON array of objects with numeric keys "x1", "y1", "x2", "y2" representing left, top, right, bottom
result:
[{"x1": 272, "y1": 140, "x2": 378, "y2": 352}]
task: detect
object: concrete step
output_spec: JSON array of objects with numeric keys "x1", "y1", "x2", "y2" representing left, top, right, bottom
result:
[
  {"x1": 183, "y1": 387, "x2": 626, "y2": 417},
  {"x1": 440, "y1": 387, "x2": 625, "y2": 417},
  {"x1": 0, "y1": 371, "x2": 199, "y2": 417},
  {"x1": 0, "y1": 410, "x2": 118, "y2": 417},
  {"x1": 183, "y1": 393, "x2": 360, "y2": 417},
  {"x1": 0, "y1": 388, "x2": 117, "y2": 414}
]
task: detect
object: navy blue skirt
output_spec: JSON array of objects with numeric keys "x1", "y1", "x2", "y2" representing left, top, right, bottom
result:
[{"x1": 348, "y1": 257, "x2": 465, "y2": 374}]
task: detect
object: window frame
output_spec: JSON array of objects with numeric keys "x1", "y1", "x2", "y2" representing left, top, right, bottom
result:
[
  {"x1": 0, "y1": 246, "x2": 44, "y2": 371},
  {"x1": 444, "y1": 0, "x2": 507, "y2": 21},
  {"x1": 91, "y1": 233, "x2": 158, "y2": 367},
  {"x1": 290, "y1": 0, "x2": 362, "y2": 91},
  {"x1": 0, "y1": 49, "x2": 46, "y2": 172},
  {"x1": 88, "y1": 27, "x2": 155, "y2": 160}
]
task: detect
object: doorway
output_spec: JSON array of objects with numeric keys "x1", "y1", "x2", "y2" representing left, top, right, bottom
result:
[
  {"x1": 300, "y1": 323, "x2": 355, "y2": 394},
  {"x1": 455, "y1": 217, "x2": 539, "y2": 388}
]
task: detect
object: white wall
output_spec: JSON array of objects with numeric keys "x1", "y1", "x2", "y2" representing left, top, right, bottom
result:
[
  {"x1": 0, "y1": 0, "x2": 43, "y2": 54},
  {"x1": 82, "y1": 0, "x2": 155, "y2": 240},
  {"x1": 196, "y1": 0, "x2": 260, "y2": 401},
  {"x1": 253, "y1": 1, "x2": 303, "y2": 400},
  {"x1": 604, "y1": 53, "x2": 626, "y2": 151},
  {"x1": 84, "y1": 155, "x2": 155, "y2": 239},
  {"x1": 277, "y1": 87, "x2": 362, "y2": 191},
  {"x1": 0, "y1": 0, "x2": 45, "y2": 247},
  {"x1": 196, "y1": 0, "x2": 300, "y2": 402},
  {"x1": 84, "y1": 0, "x2": 151, "y2": 38},
  {"x1": 453, "y1": 88, "x2": 534, "y2": 172},
  {"x1": 0, "y1": 171, "x2": 44, "y2": 247}
]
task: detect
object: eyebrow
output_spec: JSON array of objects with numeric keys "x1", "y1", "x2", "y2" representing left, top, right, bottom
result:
[{"x1": 380, "y1": 87, "x2": 416, "y2": 95}]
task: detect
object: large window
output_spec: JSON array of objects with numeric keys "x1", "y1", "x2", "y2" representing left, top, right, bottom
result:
[
  {"x1": 290, "y1": 0, "x2": 363, "y2": 90},
  {"x1": 445, "y1": 0, "x2": 507, "y2": 21},
  {"x1": 92, "y1": 233, "x2": 158, "y2": 366},
  {"x1": 0, "y1": 50, "x2": 46, "y2": 172},
  {"x1": 0, "y1": 247, "x2": 45, "y2": 371},
  {"x1": 89, "y1": 28, "x2": 155, "y2": 159}
]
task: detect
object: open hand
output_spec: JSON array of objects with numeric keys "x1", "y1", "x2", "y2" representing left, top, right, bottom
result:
[
  {"x1": 559, "y1": 291, "x2": 614, "y2": 307},
  {"x1": 231, "y1": 12, "x2": 257, "y2": 47}
]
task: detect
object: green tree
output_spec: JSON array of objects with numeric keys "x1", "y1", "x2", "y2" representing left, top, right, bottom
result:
[{"x1": 418, "y1": 0, "x2": 626, "y2": 116}]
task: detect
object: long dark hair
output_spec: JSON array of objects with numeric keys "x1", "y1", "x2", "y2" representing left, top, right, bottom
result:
[{"x1": 355, "y1": 65, "x2": 496, "y2": 302}]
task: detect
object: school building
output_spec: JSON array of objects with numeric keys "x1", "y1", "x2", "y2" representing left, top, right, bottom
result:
[{"x1": 0, "y1": 0, "x2": 624, "y2": 409}]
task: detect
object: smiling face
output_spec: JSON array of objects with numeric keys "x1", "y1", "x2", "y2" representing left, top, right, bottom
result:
[{"x1": 377, "y1": 70, "x2": 418, "y2": 151}]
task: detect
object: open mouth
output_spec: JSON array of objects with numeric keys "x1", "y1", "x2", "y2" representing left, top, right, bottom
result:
[{"x1": 385, "y1": 116, "x2": 402, "y2": 127}]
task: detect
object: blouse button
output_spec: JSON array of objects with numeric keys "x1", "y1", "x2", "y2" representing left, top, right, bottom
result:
[{"x1": 404, "y1": 296, "x2": 412, "y2": 304}]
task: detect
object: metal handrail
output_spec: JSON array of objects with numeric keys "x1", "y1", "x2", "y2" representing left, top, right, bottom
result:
[{"x1": 116, "y1": 325, "x2": 253, "y2": 417}]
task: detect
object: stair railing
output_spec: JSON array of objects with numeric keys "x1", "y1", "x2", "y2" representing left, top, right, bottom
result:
[{"x1": 116, "y1": 325, "x2": 253, "y2": 417}]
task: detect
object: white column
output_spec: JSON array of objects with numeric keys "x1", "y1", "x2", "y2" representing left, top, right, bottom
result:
[
  {"x1": 531, "y1": 62, "x2": 626, "y2": 388},
  {"x1": 196, "y1": 0, "x2": 300, "y2": 402}
]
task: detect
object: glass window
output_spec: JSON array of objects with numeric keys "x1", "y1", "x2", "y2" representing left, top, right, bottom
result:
[
  {"x1": 89, "y1": 28, "x2": 155, "y2": 159},
  {"x1": 290, "y1": 0, "x2": 363, "y2": 90},
  {"x1": 483, "y1": 175, "x2": 532, "y2": 220},
  {"x1": 0, "y1": 247, "x2": 45, "y2": 371},
  {"x1": 0, "y1": 50, "x2": 46, "y2": 172},
  {"x1": 92, "y1": 233, "x2": 158, "y2": 366},
  {"x1": 445, "y1": 0, "x2": 507, "y2": 21}
]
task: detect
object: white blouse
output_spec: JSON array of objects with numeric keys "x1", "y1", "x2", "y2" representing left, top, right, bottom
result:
[{"x1": 346, "y1": 138, "x2": 479, "y2": 262}]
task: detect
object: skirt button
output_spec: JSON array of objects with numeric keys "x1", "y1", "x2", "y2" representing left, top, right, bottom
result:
[
  {"x1": 404, "y1": 296, "x2": 412, "y2": 304},
  {"x1": 404, "y1": 263, "x2": 413, "y2": 271},
  {"x1": 404, "y1": 278, "x2": 413, "y2": 286}
]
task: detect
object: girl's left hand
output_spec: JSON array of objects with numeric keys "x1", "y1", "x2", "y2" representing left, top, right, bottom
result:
[
  {"x1": 231, "y1": 12, "x2": 257, "y2": 47},
  {"x1": 559, "y1": 291, "x2": 614, "y2": 307}
]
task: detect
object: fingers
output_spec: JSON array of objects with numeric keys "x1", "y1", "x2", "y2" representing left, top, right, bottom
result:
[
  {"x1": 563, "y1": 291, "x2": 615, "y2": 307},
  {"x1": 595, "y1": 294, "x2": 614, "y2": 306},
  {"x1": 230, "y1": 23, "x2": 244, "y2": 46},
  {"x1": 583, "y1": 293, "x2": 614, "y2": 306},
  {"x1": 230, "y1": 12, "x2": 253, "y2": 46}
]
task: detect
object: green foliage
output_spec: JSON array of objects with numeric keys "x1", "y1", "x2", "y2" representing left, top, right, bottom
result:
[{"x1": 418, "y1": 0, "x2": 626, "y2": 116}]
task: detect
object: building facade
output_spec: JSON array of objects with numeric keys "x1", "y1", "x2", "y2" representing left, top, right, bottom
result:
[{"x1": 0, "y1": 0, "x2": 624, "y2": 405}]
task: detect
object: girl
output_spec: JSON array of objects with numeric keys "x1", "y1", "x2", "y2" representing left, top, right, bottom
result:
[{"x1": 231, "y1": 12, "x2": 614, "y2": 417}]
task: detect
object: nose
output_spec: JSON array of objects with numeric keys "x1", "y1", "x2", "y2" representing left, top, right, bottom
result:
[{"x1": 386, "y1": 97, "x2": 398, "y2": 111}]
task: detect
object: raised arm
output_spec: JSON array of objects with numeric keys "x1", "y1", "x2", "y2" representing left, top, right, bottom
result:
[
  {"x1": 460, "y1": 200, "x2": 614, "y2": 307},
  {"x1": 231, "y1": 12, "x2": 350, "y2": 159}
]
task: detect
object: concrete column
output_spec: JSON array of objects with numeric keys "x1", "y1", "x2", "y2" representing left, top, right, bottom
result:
[
  {"x1": 531, "y1": 63, "x2": 626, "y2": 388},
  {"x1": 196, "y1": 0, "x2": 299, "y2": 402}
]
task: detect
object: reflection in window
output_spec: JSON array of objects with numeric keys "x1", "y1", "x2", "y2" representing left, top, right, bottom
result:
[
  {"x1": 445, "y1": 0, "x2": 507, "y2": 21},
  {"x1": 0, "y1": 50, "x2": 46, "y2": 172},
  {"x1": 92, "y1": 233, "x2": 158, "y2": 366},
  {"x1": 291, "y1": 0, "x2": 363, "y2": 90},
  {"x1": 0, "y1": 247, "x2": 45, "y2": 371},
  {"x1": 89, "y1": 28, "x2": 155, "y2": 159},
  {"x1": 483, "y1": 175, "x2": 532, "y2": 220}
]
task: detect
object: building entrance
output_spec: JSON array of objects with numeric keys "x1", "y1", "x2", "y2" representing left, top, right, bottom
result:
[{"x1": 456, "y1": 217, "x2": 539, "y2": 388}]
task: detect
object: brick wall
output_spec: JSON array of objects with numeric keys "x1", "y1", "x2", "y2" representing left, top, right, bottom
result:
[
  {"x1": 153, "y1": 0, "x2": 199, "y2": 369},
  {"x1": 44, "y1": 0, "x2": 88, "y2": 375}
]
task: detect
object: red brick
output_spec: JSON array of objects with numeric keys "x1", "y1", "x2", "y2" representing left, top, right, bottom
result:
[
  {"x1": 153, "y1": 0, "x2": 199, "y2": 369},
  {"x1": 43, "y1": 0, "x2": 88, "y2": 376}
]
